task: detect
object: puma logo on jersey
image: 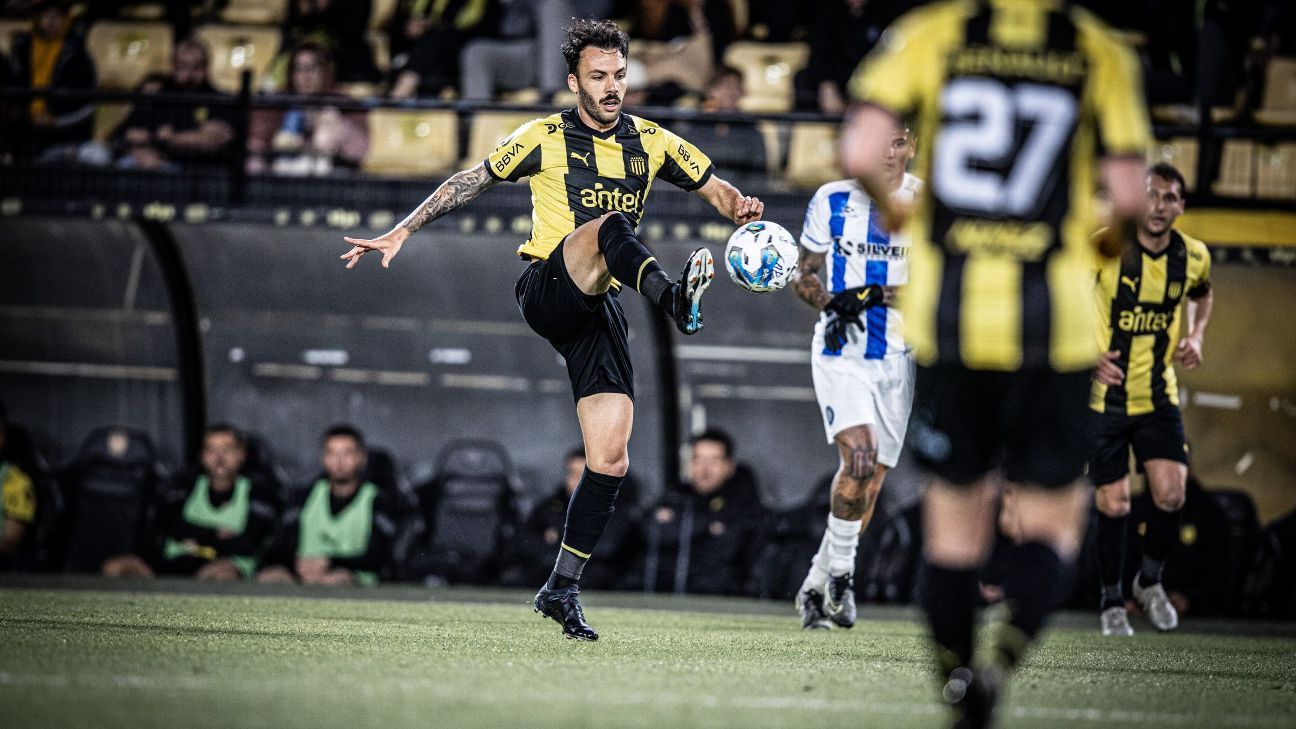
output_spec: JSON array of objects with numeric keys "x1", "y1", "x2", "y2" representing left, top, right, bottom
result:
[
  {"x1": 570, "y1": 151, "x2": 590, "y2": 166},
  {"x1": 1120, "y1": 275, "x2": 1139, "y2": 292}
]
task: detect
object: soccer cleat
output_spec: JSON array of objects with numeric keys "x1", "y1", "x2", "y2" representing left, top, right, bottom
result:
[
  {"x1": 943, "y1": 665, "x2": 1002, "y2": 729},
  {"x1": 672, "y1": 247, "x2": 715, "y2": 335},
  {"x1": 1132, "y1": 580, "x2": 1179, "y2": 632},
  {"x1": 533, "y1": 584, "x2": 599, "y2": 641},
  {"x1": 824, "y1": 573, "x2": 857, "y2": 629},
  {"x1": 1100, "y1": 605, "x2": 1135, "y2": 636},
  {"x1": 796, "y1": 587, "x2": 831, "y2": 630}
]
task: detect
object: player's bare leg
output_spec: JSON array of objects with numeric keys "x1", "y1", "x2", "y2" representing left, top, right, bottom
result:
[
  {"x1": 563, "y1": 211, "x2": 714, "y2": 334},
  {"x1": 801, "y1": 425, "x2": 885, "y2": 629},
  {"x1": 1133, "y1": 459, "x2": 1187, "y2": 631},
  {"x1": 1095, "y1": 477, "x2": 1135, "y2": 635},
  {"x1": 534, "y1": 393, "x2": 633, "y2": 641}
]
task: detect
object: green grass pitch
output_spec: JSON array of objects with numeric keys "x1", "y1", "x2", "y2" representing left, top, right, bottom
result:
[{"x1": 2, "y1": 580, "x2": 1294, "y2": 728}]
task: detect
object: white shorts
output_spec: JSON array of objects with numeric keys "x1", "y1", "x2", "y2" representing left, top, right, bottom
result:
[{"x1": 811, "y1": 350, "x2": 916, "y2": 467}]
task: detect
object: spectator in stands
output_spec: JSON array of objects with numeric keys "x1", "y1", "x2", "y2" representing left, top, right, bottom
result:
[
  {"x1": 246, "y1": 43, "x2": 369, "y2": 176},
  {"x1": 387, "y1": 0, "x2": 492, "y2": 99},
  {"x1": 506, "y1": 448, "x2": 641, "y2": 590},
  {"x1": 0, "y1": 401, "x2": 36, "y2": 564},
  {"x1": 632, "y1": 0, "x2": 733, "y2": 66},
  {"x1": 111, "y1": 38, "x2": 235, "y2": 172},
  {"x1": 271, "y1": 0, "x2": 379, "y2": 88},
  {"x1": 101, "y1": 424, "x2": 279, "y2": 580},
  {"x1": 4, "y1": 0, "x2": 96, "y2": 162},
  {"x1": 794, "y1": 0, "x2": 890, "y2": 114},
  {"x1": 667, "y1": 66, "x2": 766, "y2": 177},
  {"x1": 459, "y1": 0, "x2": 611, "y2": 101},
  {"x1": 622, "y1": 0, "x2": 716, "y2": 107},
  {"x1": 257, "y1": 425, "x2": 397, "y2": 586},
  {"x1": 641, "y1": 429, "x2": 767, "y2": 595}
]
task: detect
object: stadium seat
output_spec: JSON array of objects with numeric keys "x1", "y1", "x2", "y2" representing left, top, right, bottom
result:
[
  {"x1": 51, "y1": 427, "x2": 162, "y2": 573},
  {"x1": 364, "y1": 109, "x2": 458, "y2": 177},
  {"x1": 220, "y1": 0, "x2": 288, "y2": 25},
  {"x1": 1152, "y1": 137, "x2": 1198, "y2": 191},
  {"x1": 92, "y1": 103, "x2": 132, "y2": 142},
  {"x1": 0, "y1": 18, "x2": 26, "y2": 58},
  {"x1": 195, "y1": 24, "x2": 281, "y2": 94},
  {"x1": 367, "y1": 28, "x2": 390, "y2": 72},
  {"x1": 408, "y1": 440, "x2": 518, "y2": 585},
  {"x1": 85, "y1": 21, "x2": 172, "y2": 91},
  {"x1": 723, "y1": 41, "x2": 809, "y2": 113},
  {"x1": 118, "y1": 3, "x2": 165, "y2": 19},
  {"x1": 1212, "y1": 139, "x2": 1255, "y2": 197},
  {"x1": 784, "y1": 122, "x2": 843, "y2": 189},
  {"x1": 1256, "y1": 143, "x2": 1296, "y2": 200},
  {"x1": 1255, "y1": 56, "x2": 1296, "y2": 126},
  {"x1": 462, "y1": 111, "x2": 538, "y2": 169},
  {"x1": 370, "y1": 0, "x2": 398, "y2": 29}
]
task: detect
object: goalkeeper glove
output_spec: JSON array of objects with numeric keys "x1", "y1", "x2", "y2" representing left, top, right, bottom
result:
[{"x1": 824, "y1": 285, "x2": 884, "y2": 320}]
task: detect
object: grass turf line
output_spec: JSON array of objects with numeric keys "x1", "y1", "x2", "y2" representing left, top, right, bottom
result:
[{"x1": 2, "y1": 587, "x2": 1294, "y2": 729}]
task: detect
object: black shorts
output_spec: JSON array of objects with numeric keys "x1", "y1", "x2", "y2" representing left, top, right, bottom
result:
[
  {"x1": 1088, "y1": 406, "x2": 1188, "y2": 486},
  {"x1": 514, "y1": 240, "x2": 634, "y2": 401},
  {"x1": 908, "y1": 364, "x2": 1092, "y2": 488}
]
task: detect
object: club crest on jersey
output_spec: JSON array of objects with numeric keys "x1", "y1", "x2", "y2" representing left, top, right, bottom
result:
[
  {"x1": 629, "y1": 156, "x2": 647, "y2": 176},
  {"x1": 1167, "y1": 281, "x2": 1183, "y2": 299}
]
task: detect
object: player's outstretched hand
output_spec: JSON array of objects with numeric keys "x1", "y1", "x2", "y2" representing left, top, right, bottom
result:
[
  {"x1": 1175, "y1": 335, "x2": 1203, "y2": 370},
  {"x1": 1094, "y1": 350, "x2": 1124, "y2": 385},
  {"x1": 733, "y1": 195, "x2": 764, "y2": 225},
  {"x1": 341, "y1": 227, "x2": 410, "y2": 269}
]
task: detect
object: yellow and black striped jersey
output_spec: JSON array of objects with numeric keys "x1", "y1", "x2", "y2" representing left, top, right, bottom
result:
[
  {"x1": 848, "y1": 0, "x2": 1152, "y2": 372},
  {"x1": 484, "y1": 109, "x2": 714, "y2": 260},
  {"x1": 1091, "y1": 229, "x2": 1211, "y2": 416}
]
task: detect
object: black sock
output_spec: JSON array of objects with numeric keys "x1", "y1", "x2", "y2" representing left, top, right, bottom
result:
[
  {"x1": 995, "y1": 541, "x2": 1066, "y2": 671},
  {"x1": 546, "y1": 467, "x2": 622, "y2": 589},
  {"x1": 923, "y1": 563, "x2": 978, "y2": 678},
  {"x1": 598, "y1": 212, "x2": 674, "y2": 312},
  {"x1": 1097, "y1": 513, "x2": 1127, "y2": 609},
  {"x1": 1138, "y1": 504, "x2": 1181, "y2": 587}
]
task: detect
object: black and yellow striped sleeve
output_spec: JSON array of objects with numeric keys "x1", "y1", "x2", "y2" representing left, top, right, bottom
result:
[
  {"x1": 1085, "y1": 28, "x2": 1152, "y2": 157},
  {"x1": 847, "y1": 3, "x2": 952, "y2": 114},
  {"x1": 1184, "y1": 234, "x2": 1212, "y2": 298},
  {"x1": 484, "y1": 119, "x2": 544, "y2": 182},
  {"x1": 657, "y1": 126, "x2": 713, "y2": 191}
]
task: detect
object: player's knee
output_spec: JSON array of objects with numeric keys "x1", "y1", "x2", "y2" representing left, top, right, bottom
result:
[
  {"x1": 1095, "y1": 485, "x2": 1131, "y2": 517},
  {"x1": 1153, "y1": 486, "x2": 1185, "y2": 512},
  {"x1": 596, "y1": 212, "x2": 634, "y2": 249},
  {"x1": 587, "y1": 452, "x2": 629, "y2": 478}
]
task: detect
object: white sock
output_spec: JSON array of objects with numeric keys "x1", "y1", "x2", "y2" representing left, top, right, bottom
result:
[
  {"x1": 827, "y1": 514, "x2": 862, "y2": 576},
  {"x1": 804, "y1": 529, "x2": 831, "y2": 589}
]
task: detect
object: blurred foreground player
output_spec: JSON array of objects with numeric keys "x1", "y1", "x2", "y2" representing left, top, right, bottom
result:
[
  {"x1": 1090, "y1": 162, "x2": 1213, "y2": 636},
  {"x1": 842, "y1": 0, "x2": 1152, "y2": 725},
  {"x1": 791, "y1": 118, "x2": 920, "y2": 630},
  {"x1": 339, "y1": 19, "x2": 764, "y2": 640}
]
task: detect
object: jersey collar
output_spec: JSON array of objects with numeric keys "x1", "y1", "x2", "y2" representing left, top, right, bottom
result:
[{"x1": 566, "y1": 108, "x2": 625, "y2": 138}]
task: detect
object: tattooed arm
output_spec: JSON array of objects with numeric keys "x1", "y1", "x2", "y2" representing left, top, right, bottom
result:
[
  {"x1": 792, "y1": 247, "x2": 831, "y2": 310},
  {"x1": 340, "y1": 163, "x2": 498, "y2": 269},
  {"x1": 792, "y1": 246, "x2": 899, "y2": 311}
]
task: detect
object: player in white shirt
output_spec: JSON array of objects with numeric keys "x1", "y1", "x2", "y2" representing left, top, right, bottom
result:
[{"x1": 791, "y1": 119, "x2": 919, "y2": 629}]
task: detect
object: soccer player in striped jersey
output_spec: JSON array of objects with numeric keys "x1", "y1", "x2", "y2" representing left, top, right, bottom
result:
[
  {"x1": 338, "y1": 19, "x2": 763, "y2": 641},
  {"x1": 1090, "y1": 162, "x2": 1213, "y2": 636},
  {"x1": 791, "y1": 119, "x2": 920, "y2": 630}
]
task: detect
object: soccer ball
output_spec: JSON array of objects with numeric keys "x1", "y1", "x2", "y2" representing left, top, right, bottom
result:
[{"x1": 723, "y1": 221, "x2": 799, "y2": 293}]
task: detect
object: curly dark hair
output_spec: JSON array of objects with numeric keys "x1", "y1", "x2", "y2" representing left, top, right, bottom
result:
[{"x1": 561, "y1": 18, "x2": 630, "y2": 75}]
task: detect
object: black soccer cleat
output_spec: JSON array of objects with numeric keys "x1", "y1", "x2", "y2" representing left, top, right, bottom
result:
[
  {"x1": 672, "y1": 247, "x2": 715, "y2": 335},
  {"x1": 943, "y1": 665, "x2": 1002, "y2": 729},
  {"x1": 824, "y1": 573, "x2": 857, "y2": 629},
  {"x1": 533, "y1": 584, "x2": 599, "y2": 641}
]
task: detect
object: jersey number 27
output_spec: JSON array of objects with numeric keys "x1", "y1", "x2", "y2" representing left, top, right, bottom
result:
[{"x1": 933, "y1": 78, "x2": 1077, "y2": 219}]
